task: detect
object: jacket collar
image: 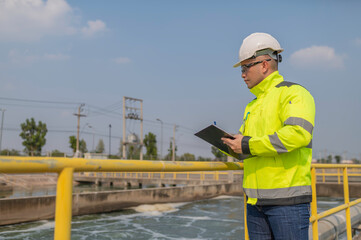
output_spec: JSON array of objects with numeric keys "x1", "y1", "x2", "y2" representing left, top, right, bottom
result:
[{"x1": 250, "y1": 71, "x2": 283, "y2": 97}]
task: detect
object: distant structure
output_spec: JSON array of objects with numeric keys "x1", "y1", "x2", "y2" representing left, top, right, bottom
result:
[
  {"x1": 122, "y1": 97, "x2": 143, "y2": 160},
  {"x1": 341, "y1": 159, "x2": 354, "y2": 164},
  {"x1": 84, "y1": 153, "x2": 108, "y2": 159}
]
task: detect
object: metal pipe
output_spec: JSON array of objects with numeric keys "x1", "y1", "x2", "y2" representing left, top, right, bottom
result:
[
  {"x1": 0, "y1": 156, "x2": 244, "y2": 173},
  {"x1": 343, "y1": 167, "x2": 352, "y2": 239},
  {"x1": 310, "y1": 201, "x2": 361, "y2": 240},
  {"x1": 311, "y1": 167, "x2": 319, "y2": 240},
  {"x1": 54, "y1": 167, "x2": 74, "y2": 240}
]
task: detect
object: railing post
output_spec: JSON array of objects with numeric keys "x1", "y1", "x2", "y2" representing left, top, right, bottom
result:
[
  {"x1": 322, "y1": 168, "x2": 325, "y2": 183},
  {"x1": 244, "y1": 193, "x2": 249, "y2": 240},
  {"x1": 343, "y1": 167, "x2": 352, "y2": 239},
  {"x1": 311, "y1": 167, "x2": 319, "y2": 240},
  {"x1": 54, "y1": 167, "x2": 74, "y2": 240},
  {"x1": 338, "y1": 168, "x2": 341, "y2": 184}
]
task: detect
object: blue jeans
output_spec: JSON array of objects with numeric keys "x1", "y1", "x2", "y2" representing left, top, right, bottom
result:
[{"x1": 246, "y1": 203, "x2": 310, "y2": 240}]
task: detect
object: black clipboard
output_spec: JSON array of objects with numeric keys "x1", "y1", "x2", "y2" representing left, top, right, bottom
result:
[{"x1": 194, "y1": 125, "x2": 245, "y2": 160}]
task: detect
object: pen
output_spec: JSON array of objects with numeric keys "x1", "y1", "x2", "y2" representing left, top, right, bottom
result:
[{"x1": 245, "y1": 112, "x2": 250, "y2": 121}]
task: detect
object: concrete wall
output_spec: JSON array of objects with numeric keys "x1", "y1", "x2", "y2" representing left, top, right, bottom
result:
[
  {"x1": 316, "y1": 183, "x2": 361, "y2": 198},
  {"x1": 0, "y1": 183, "x2": 243, "y2": 226}
]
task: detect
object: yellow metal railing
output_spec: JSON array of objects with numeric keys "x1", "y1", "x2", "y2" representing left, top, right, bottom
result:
[
  {"x1": 0, "y1": 156, "x2": 244, "y2": 240},
  {"x1": 316, "y1": 167, "x2": 361, "y2": 183},
  {"x1": 77, "y1": 171, "x2": 243, "y2": 181},
  {"x1": 310, "y1": 164, "x2": 361, "y2": 240},
  {"x1": 1, "y1": 157, "x2": 361, "y2": 240}
]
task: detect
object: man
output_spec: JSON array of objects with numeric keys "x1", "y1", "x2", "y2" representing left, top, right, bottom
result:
[{"x1": 222, "y1": 33, "x2": 315, "y2": 239}]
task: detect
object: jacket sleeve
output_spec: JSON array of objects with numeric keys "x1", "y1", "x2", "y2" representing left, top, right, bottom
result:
[{"x1": 242, "y1": 85, "x2": 315, "y2": 157}]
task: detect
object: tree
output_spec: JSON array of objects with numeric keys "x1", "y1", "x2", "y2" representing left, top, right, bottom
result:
[
  {"x1": 51, "y1": 149, "x2": 65, "y2": 157},
  {"x1": 96, "y1": 139, "x2": 105, "y2": 153},
  {"x1": 118, "y1": 141, "x2": 123, "y2": 158},
  {"x1": 0, "y1": 149, "x2": 21, "y2": 156},
  {"x1": 144, "y1": 132, "x2": 158, "y2": 160},
  {"x1": 165, "y1": 141, "x2": 177, "y2": 160},
  {"x1": 327, "y1": 155, "x2": 333, "y2": 163},
  {"x1": 69, "y1": 136, "x2": 87, "y2": 153},
  {"x1": 211, "y1": 146, "x2": 227, "y2": 161},
  {"x1": 335, "y1": 155, "x2": 341, "y2": 164},
  {"x1": 128, "y1": 145, "x2": 140, "y2": 159},
  {"x1": 19, "y1": 118, "x2": 47, "y2": 156},
  {"x1": 179, "y1": 153, "x2": 195, "y2": 161},
  {"x1": 197, "y1": 156, "x2": 212, "y2": 161},
  {"x1": 79, "y1": 140, "x2": 87, "y2": 153}
]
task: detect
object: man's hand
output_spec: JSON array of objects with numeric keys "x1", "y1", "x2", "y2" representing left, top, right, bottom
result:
[{"x1": 221, "y1": 134, "x2": 244, "y2": 154}]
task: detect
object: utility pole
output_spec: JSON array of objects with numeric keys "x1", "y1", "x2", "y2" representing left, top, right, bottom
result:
[
  {"x1": 92, "y1": 133, "x2": 95, "y2": 152},
  {"x1": 0, "y1": 109, "x2": 5, "y2": 152},
  {"x1": 109, "y1": 124, "x2": 112, "y2": 158},
  {"x1": 122, "y1": 97, "x2": 143, "y2": 160},
  {"x1": 122, "y1": 98, "x2": 125, "y2": 159},
  {"x1": 156, "y1": 118, "x2": 163, "y2": 160},
  {"x1": 172, "y1": 125, "x2": 177, "y2": 161},
  {"x1": 73, "y1": 104, "x2": 86, "y2": 157}
]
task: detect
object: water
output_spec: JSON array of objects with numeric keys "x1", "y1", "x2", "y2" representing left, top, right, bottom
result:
[
  {"x1": 1, "y1": 184, "x2": 173, "y2": 199},
  {"x1": 0, "y1": 195, "x2": 346, "y2": 240}
]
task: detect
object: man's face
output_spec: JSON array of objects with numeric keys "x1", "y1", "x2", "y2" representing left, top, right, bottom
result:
[{"x1": 240, "y1": 56, "x2": 269, "y2": 89}]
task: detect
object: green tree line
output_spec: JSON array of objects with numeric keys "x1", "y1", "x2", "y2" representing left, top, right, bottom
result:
[{"x1": 5, "y1": 118, "x2": 359, "y2": 163}]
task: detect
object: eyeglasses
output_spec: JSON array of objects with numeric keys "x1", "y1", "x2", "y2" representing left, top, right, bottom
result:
[{"x1": 241, "y1": 59, "x2": 272, "y2": 73}]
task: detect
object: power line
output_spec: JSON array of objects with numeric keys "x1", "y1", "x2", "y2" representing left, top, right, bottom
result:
[
  {"x1": 2, "y1": 128, "x2": 122, "y2": 139},
  {"x1": 0, "y1": 97, "x2": 81, "y2": 105},
  {"x1": 0, "y1": 102, "x2": 76, "y2": 110},
  {"x1": 0, "y1": 96, "x2": 196, "y2": 132},
  {"x1": 0, "y1": 96, "x2": 200, "y2": 143}
]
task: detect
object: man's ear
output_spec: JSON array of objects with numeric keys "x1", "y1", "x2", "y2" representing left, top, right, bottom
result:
[{"x1": 262, "y1": 60, "x2": 269, "y2": 74}]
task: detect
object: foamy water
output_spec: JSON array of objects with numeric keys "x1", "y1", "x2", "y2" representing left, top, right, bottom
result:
[
  {"x1": 130, "y1": 202, "x2": 188, "y2": 216},
  {"x1": 0, "y1": 196, "x2": 345, "y2": 240}
]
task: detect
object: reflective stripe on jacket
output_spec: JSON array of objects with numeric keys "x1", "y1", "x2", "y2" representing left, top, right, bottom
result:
[{"x1": 240, "y1": 71, "x2": 315, "y2": 206}]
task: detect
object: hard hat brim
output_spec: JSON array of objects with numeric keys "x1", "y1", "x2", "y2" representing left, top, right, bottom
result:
[{"x1": 233, "y1": 61, "x2": 242, "y2": 68}]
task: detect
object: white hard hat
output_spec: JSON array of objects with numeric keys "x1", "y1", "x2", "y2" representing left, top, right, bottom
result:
[{"x1": 233, "y1": 32, "x2": 284, "y2": 68}]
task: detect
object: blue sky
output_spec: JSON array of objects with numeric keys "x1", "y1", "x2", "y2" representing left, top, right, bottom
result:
[{"x1": 0, "y1": 0, "x2": 360, "y2": 159}]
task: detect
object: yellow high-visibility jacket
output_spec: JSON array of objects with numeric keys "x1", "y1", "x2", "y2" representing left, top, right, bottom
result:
[{"x1": 240, "y1": 71, "x2": 315, "y2": 205}]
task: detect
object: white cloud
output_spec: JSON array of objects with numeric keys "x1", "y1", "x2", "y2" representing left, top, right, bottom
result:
[
  {"x1": 9, "y1": 50, "x2": 38, "y2": 64},
  {"x1": 0, "y1": 0, "x2": 106, "y2": 41},
  {"x1": 290, "y1": 46, "x2": 344, "y2": 69},
  {"x1": 81, "y1": 20, "x2": 107, "y2": 37},
  {"x1": 9, "y1": 49, "x2": 70, "y2": 64},
  {"x1": 0, "y1": 0, "x2": 74, "y2": 41},
  {"x1": 114, "y1": 57, "x2": 131, "y2": 64}
]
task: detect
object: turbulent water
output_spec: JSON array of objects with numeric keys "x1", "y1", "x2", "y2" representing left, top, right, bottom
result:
[
  {"x1": 0, "y1": 195, "x2": 243, "y2": 240},
  {"x1": 0, "y1": 194, "x2": 346, "y2": 240}
]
